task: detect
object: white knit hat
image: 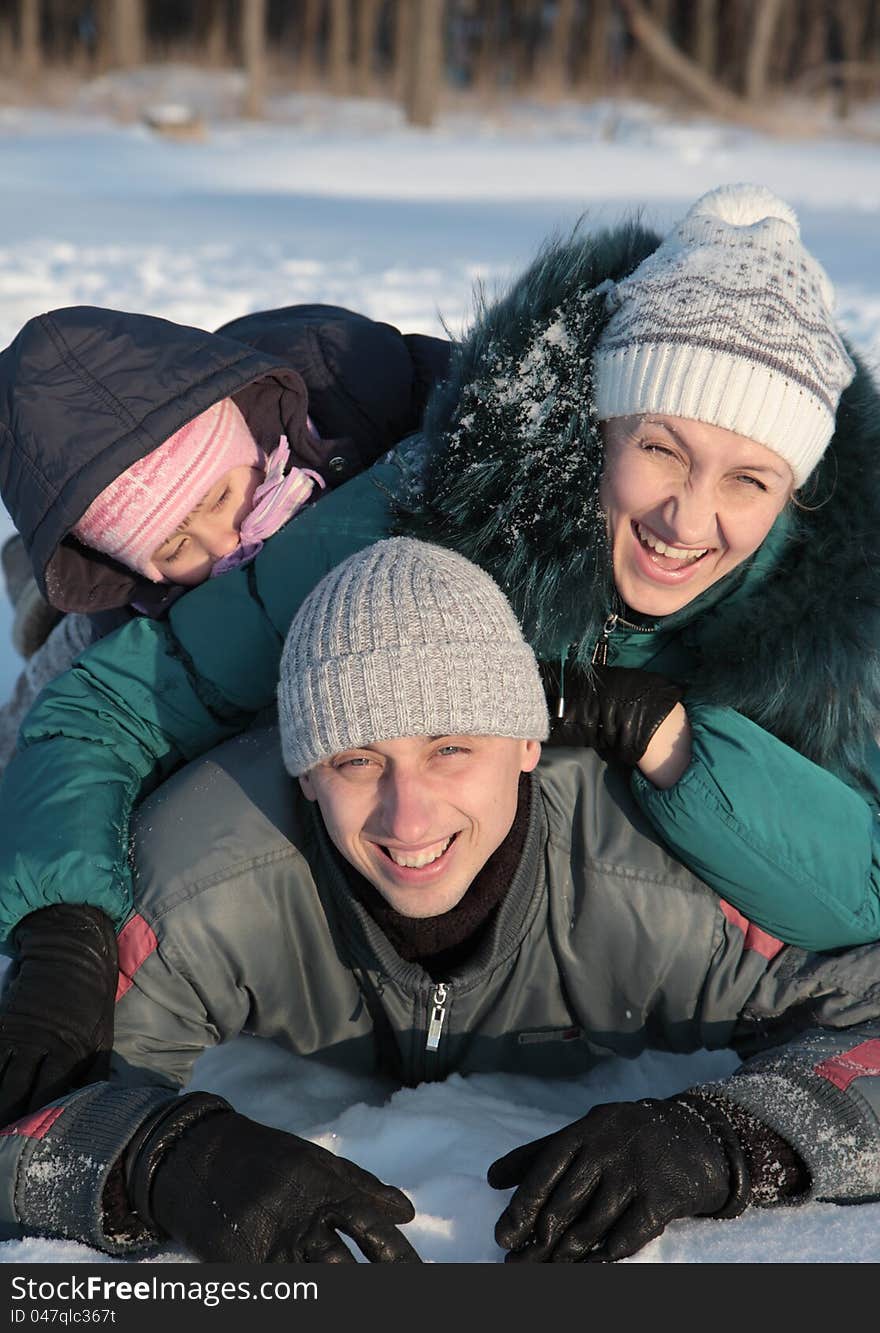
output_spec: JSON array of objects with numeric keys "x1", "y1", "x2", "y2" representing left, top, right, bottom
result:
[
  {"x1": 278, "y1": 537, "x2": 550, "y2": 776},
  {"x1": 594, "y1": 184, "x2": 856, "y2": 485}
]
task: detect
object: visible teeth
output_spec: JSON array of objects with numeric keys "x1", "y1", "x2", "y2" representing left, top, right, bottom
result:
[
  {"x1": 637, "y1": 522, "x2": 707, "y2": 562},
  {"x1": 386, "y1": 836, "x2": 453, "y2": 869}
]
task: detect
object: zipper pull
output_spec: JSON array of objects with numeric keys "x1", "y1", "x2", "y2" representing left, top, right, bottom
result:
[
  {"x1": 592, "y1": 613, "x2": 618, "y2": 667},
  {"x1": 426, "y1": 983, "x2": 449, "y2": 1052},
  {"x1": 556, "y1": 647, "x2": 568, "y2": 720}
]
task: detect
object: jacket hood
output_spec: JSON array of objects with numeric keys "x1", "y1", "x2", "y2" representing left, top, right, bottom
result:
[
  {"x1": 0, "y1": 306, "x2": 311, "y2": 613},
  {"x1": 396, "y1": 224, "x2": 880, "y2": 781}
]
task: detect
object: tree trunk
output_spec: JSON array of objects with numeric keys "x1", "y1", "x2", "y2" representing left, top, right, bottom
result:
[
  {"x1": 693, "y1": 0, "x2": 717, "y2": 78},
  {"x1": 511, "y1": 0, "x2": 540, "y2": 94},
  {"x1": 576, "y1": 0, "x2": 613, "y2": 94},
  {"x1": 618, "y1": 0, "x2": 791, "y2": 125},
  {"x1": 19, "y1": 0, "x2": 41, "y2": 81},
  {"x1": 473, "y1": 0, "x2": 502, "y2": 100},
  {"x1": 832, "y1": 0, "x2": 870, "y2": 117},
  {"x1": 392, "y1": 0, "x2": 414, "y2": 101},
  {"x1": 327, "y1": 0, "x2": 351, "y2": 95},
  {"x1": 242, "y1": 0, "x2": 267, "y2": 118},
  {"x1": 541, "y1": 0, "x2": 577, "y2": 98},
  {"x1": 111, "y1": 0, "x2": 145, "y2": 69},
  {"x1": 355, "y1": 0, "x2": 381, "y2": 95},
  {"x1": 0, "y1": 13, "x2": 15, "y2": 75},
  {"x1": 202, "y1": 0, "x2": 228, "y2": 67},
  {"x1": 405, "y1": 0, "x2": 444, "y2": 127},
  {"x1": 770, "y1": 0, "x2": 797, "y2": 88},
  {"x1": 297, "y1": 0, "x2": 324, "y2": 88},
  {"x1": 744, "y1": 0, "x2": 783, "y2": 102},
  {"x1": 799, "y1": 0, "x2": 828, "y2": 80}
]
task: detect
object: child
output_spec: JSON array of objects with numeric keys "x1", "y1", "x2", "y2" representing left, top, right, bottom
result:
[
  {"x1": 0, "y1": 300, "x2": 449, "y2": 1126},
  {"x1": 0, "y1": 301, "x2": 450, "y2": 768},
  {"x1": 0, "y1": 397, "x2": 323, "y2": 767}
]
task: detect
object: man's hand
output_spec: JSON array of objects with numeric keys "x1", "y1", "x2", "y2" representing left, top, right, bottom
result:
[
  {"x1": 129, "y1": 1096, "x2": 421, "y2": 1263},
  {"x1": 545, "y1": 664, "x2": 684, "y2": 768},
  {"x1": 487, "y1": 1097, "x2": 748, "y2": 1263},
  {"x1": 0, "y1": 904, "x2": 117, "y2": 1126}
]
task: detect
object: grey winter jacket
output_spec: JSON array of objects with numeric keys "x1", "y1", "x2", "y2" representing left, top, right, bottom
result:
[{"x1": 1, "y1": 734, "x2": 879, "y2": 1256}]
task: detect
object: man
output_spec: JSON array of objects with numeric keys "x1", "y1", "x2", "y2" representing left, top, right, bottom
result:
[{"x1": 1, "y1": 538, "x2": 878, "y2": 1264}]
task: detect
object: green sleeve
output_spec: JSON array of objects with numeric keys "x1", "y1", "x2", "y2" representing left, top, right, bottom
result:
[
  {"x1": 631, "y1": 701, "x2": 880, "y2": 950},
  {"x1": 0, "y1": 467, "x2": 392, "y2": 944}
]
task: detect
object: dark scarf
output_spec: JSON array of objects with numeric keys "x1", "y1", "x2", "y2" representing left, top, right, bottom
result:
[{"x1": 347, "y1": 774, "x2": 532, "y2": 977}]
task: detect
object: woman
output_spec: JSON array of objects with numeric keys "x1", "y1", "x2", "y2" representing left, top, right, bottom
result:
[{"x1": 400, "y1": 183, "x2": 878, "y2": 947}]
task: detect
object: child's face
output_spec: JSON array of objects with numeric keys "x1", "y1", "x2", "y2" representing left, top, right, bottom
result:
[{"x1": 150, "y1": 465, "x2": 263, "y2": 585}]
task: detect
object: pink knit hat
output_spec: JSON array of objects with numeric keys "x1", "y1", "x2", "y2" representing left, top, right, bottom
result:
[{"x1": 72, "y1": 398, "x2": 264, "y2": 582}]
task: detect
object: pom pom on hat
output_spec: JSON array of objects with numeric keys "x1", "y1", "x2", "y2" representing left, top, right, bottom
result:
[
  {"x1": 72, "y1": 398, "x2": 264, "y2": 582},
  {"x1": 693, "y1": 183, "x2": 800, "y2": 232}
]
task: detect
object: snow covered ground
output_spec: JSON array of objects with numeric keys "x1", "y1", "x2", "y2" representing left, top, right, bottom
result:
[{"x1": 1, "y1": 82, "x2": 880, "y2": 1264}]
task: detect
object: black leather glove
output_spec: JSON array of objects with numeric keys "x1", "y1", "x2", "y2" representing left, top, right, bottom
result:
[
  {"x1": 544, "y1": 664, "x2": 684, "y2": 767},
  {"x1": 0, "y1": 904, "x2": 117, "y2": 1126},
  {"x1": 487, "y1": 1096, "x2": 749, "y2": 1263},
  {"x1": 127, "y1": 1094, "x2": 421, "y2": 1263}
]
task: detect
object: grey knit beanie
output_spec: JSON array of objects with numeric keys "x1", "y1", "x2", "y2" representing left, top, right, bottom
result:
[
  {"x1": 278, "y1": 537, "x2": 550, "y2": 775},
  {"x1": 594, "y1": 183, "x2": 856, "y2": 485}
]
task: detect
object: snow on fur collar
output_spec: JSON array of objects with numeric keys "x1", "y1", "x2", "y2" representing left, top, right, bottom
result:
[{"x1": 396, "y1": 223, "x2": 880, "y2": 783}]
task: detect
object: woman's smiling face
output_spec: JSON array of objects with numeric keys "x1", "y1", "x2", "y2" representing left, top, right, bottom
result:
[{"x1": 600, "y1": 414, "x2": 794, "y2": 618}]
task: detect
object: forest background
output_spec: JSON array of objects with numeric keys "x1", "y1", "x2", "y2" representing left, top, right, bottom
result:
[{"x1": 1, "y1": 0, "x2": 879, "y2": 135}]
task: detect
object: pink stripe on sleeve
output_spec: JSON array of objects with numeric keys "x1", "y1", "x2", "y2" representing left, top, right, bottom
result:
[
  {"x1": 115, "y1": 912, "x2": 159, "y2": 1003},
  {"x1": 0, "y1": 1104, "x2": 64, "y2": 1139},
  {"x1": 814, "y1": 1039, "x2": 880, "y2": 1091},
  {"x1": 719, "y1": 900, "x2": 784, "y2": 960}
]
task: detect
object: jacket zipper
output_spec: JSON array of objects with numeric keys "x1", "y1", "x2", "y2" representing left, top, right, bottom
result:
[
  {"x1": 591, "y1": 613, "x2": 619, "y2": 666},
  {"x1": 426, "y1": 982, "x2": 450, "y2": 1052},
  {"x1": 591, "y1": 610, "x2": 655, "y2": 666}
]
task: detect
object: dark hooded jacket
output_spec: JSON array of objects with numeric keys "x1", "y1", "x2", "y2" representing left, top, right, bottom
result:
[
  {"x1": 0, "y1": 302, "x2": 449, "y2": 616},
  {"x1": 0, "y1": 228, "x2": 878, "y2": 953}
]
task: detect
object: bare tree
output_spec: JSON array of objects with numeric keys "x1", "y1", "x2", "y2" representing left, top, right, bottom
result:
[
  {"x1": 576, "y1": 0, "x2": 614, "y2": 94},
  {"x1": 111, "y1": 0, "x2": 145, "y2": 69},
  {"x1": 200, "y1": 0, "x2": 228, "y2": 67},
  {"x1": 541, "y1": 0, "x2": 578, "y2": 98},
  {"x1": 744, "y1": 0, "x2": 783, "y2": 102},
  {"x1": 297, "y1": 0, "x2": 324, "y2": 89},
  {"x1": 770, "y1": 0, "x2": 798, "y2": 88},
  {"x1": 473, "y1": 0, "x2": 502, "y2": 100},
  {"x1": 617, "y1": 0, "x2": 819, "y2": 130},
  {"x1": 328, "y1": 0, "x2": 351, "y2": 95},
  {"x1": 0, "y1": 9, "x2": 15, "y2": 75},
  {"x1": 832, "y1": 0, "x2": 872, "y2": 116},
  {"x1": 19, "y1": 0, "x2": 41, "y2": 82},
  {"x1": 242, "y1": 0, "x2": 267, "y2": 118},
  {"x1": 693, "y1": 0, "x2": 717, "y2": 78},
  {"x1": 355, "y1": 0, "x2": 382, "y2": 95},
  {"x1": 405, "y1": 0, "x2": 444, "y2": 126}
]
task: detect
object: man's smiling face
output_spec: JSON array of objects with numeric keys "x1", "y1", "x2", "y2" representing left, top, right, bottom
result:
[{"x1": 299, "y1": 735, "x2": 541, "y2": 918}]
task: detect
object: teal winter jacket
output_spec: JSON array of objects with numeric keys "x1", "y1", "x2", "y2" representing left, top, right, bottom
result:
[
  {"x1": 1, "y1": 225, "x2": 879, "y2": 950},
  {"x1": 396, "y1": 223, "x2": 880, "y2": 949}
]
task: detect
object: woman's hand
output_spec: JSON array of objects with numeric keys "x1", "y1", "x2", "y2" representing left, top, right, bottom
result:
[{"x1": 546, "y1": 664, "x2": 689, "y2": 783}]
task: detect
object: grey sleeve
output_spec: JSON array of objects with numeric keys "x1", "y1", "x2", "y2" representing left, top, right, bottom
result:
[
  {"x1": 0, "y1": 1084, "x2": 179, "y2": 1255},
  {"x1": 694, "y1": 941, "x2": 880, "y2": 1203}
]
